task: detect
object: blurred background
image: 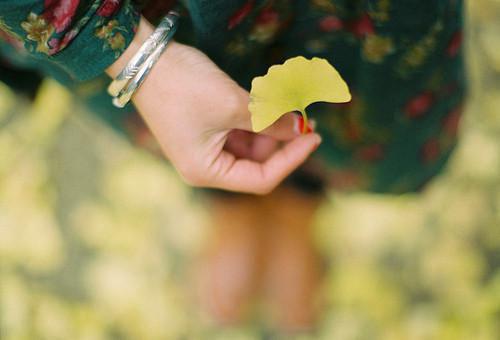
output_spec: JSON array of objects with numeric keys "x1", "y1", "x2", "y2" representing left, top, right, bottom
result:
[{"x1": 1, "y1": 0, "x2": 500, "y2": 339}]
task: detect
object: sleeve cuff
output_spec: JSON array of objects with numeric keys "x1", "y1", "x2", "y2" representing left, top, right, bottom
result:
[{"x1": 29, "y1": 1, "x2": 140, "y2": 81}]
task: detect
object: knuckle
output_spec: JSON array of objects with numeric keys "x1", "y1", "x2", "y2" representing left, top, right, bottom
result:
[
  {"x1": 225, "y1": 91, "x2": 244, "y2": 111},
  {"x1": 225, "y1": 91, "x2": 248, "y2": 121}
]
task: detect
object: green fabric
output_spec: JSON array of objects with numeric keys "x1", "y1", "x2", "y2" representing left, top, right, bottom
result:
[
  {"x1": 0, "y1": 0, "x2": 139, "y2": 81},
  {"x1": 0, "y1": 0, "x2": 466, "y2": 194}
]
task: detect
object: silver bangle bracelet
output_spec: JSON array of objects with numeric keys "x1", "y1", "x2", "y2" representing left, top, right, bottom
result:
[{"x1": 108, "y1": 11, "x2": 179, "y2": 108}]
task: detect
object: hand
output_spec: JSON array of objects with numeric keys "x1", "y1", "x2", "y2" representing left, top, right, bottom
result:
[{"x1": 107, "y1": 18, "x2": 321, "y2": 194}]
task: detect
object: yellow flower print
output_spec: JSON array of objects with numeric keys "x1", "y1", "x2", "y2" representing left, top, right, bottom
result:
[
  {"x1": 95, "y1": 19, "x2": 127, "y2": 56},
  {"x1": 249, "y1": 23, "x2": 279, "y2": 43},
  {"x1": 305, "y1": 39, "x2": 328, "y2": 54},
  {"x1": 249, "y1": 7, "x2": 280, "y2": 44},
  {"x1": 108, "y1": 32, "x2": 125, "y2": 50},
  {"x1": 397, "y1": 21, "x2": 443, "y2": 77},
  {"x1": 225, "y1": 37, "x2": 247, "y2": 56},
  {"x1": 95, "y1": 20, "x2": 119, "y2": 39},
  {"x1": 368, "y1": 0, "x2": 391, "y2": 22},
  {"x1": 362, "y1": 34, "x2": 394, "y2": 63},
  {"x1": 311, "y1": 0, "x2": 337, "y2": 13},
  {"x1": 21, "y1": 12, "x2": 55, "y2": 54}
]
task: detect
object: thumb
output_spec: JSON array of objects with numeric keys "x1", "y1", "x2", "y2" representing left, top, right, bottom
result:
[
  {"x1": 235, "y1": 111, "x2": 316, "y2": 141},
  {"x1": 229, "y1": 88, "x2": 315, "y2": 140},
  {"x1": 209, "y1": 132, "x2": 323, "y2": 194},
  {"x1": 261, "y1": 112, "x2": 316, "y2": 141}
]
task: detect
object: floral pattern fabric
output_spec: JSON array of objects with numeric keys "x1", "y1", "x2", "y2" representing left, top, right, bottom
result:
[
  {"x1": 0, "y1": 0, "x2": 138, "y2": 81},
  {"x1": 0, "y1": 0, "x2": 465, "y2": 194}
]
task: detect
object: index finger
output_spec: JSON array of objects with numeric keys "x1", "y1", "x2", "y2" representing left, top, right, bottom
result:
[{"x1": 229, "y1": 90, "x2": 307, "y2": 141}]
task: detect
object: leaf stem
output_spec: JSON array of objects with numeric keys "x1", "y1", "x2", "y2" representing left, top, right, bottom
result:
[{"x1": 299, "y1": 109, "x2": 308, "y2": 134}]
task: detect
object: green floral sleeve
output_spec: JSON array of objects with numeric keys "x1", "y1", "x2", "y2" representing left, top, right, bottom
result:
[{"x1": 0, "y1": 0, "x2": 140, "y2": 81}]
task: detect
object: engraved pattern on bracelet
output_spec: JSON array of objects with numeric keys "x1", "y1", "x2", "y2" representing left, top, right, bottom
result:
[
  {"x1": 108, "y1": 12, "x2": 179, "y2": 99},
  {"x1": 111, "y1": 12, "x2": 179, "y2": 108}
]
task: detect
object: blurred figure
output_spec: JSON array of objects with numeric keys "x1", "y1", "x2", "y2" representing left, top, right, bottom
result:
[{"x1": 198, "y1": 187, "x2": 323, "y2": 331}]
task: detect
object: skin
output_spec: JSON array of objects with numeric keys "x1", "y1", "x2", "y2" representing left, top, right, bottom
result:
[{"x1": 106, "y1": 17, "x2": 322, "y2": 194}]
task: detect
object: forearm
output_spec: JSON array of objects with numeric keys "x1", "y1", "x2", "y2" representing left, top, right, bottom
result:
[{"x1": 105, "y1": 16, "x2": 153, "y2": 78}]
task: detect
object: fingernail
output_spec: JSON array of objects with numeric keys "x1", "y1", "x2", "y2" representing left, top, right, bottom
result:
[
  {"x1": 314, "y1": 135, "x2": 323, "y2": 150},
  {"x1": 294, "y1": 115, "x2": 316, "y2": 134},
  {"x1": 293, "y1": 114, "x2": 303, "y2": 135},
  {"x1": 315, "y1": 134, "x2": 322, "y2": 146}
]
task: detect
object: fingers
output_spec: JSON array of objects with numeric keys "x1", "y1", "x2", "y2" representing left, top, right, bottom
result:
[
  {"x1": 209, "y1": 133, "x2": 322, "y2": 194},
  {"x1": 235, "y1": 111, "x2": 312, "y2": 141},
  {"x1": 224, "y1": 130, "x2": 279, "y2": 162},
  {"x1": 261, "y1": 112, "x2": 303, "y2": 141},
  {"x1": 228, "y1": 88, "x2": 316, "y2": 140},
  {"x1": 248, "y1": 134, "x2": 279, "y2": 162}
]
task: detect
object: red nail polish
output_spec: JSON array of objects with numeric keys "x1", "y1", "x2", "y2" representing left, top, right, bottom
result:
[
  {"x1": 297, "y1": 115, "x2": 305, "y2": 133},
  {"x1": 297, "y1": 115, "x2": 314, "y2": 134}
]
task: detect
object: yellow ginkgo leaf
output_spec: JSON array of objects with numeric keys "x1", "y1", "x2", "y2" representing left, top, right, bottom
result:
[{"x1": 249, "y1": 56, "x2": 351, "y2": 132}]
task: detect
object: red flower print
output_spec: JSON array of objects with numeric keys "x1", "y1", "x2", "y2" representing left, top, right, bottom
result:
[
  {"x1": 421, "y1": 138, "x2": 441, "y2": 164},
  {"x1": 319, "y1": 16, "x2": 343, "y2": 32},
  {"x1": 255, "y1": 7, "x2": 279, "y2": 25},
  {"x1": 446, "y1": 31, "x2": 462, "y2": 57},
  {"x1": 442, "y1": 105, "x2": 463, "y2": 136},
  {"x1": 48, "y1": 38, "x2": 60, "y2": 53},
  {"x1": 404, "y1": 91, "x2": 435, "y2": 118},
  {"x1": 250, "y1": 7, "x2": 280, "y2": 43},
  {"x1": 97, "y1": 0, "x2": 121, "y2": 17},
  {"x1": 43, "y1": 0, "x2": 80, "y2": 33},
  {"x1": 347, "y1": 14, "x2": 375, "y2": 38},
  {"x1": 47, "y1": 28, "x2": 77, "y2": 54},
  {"x1": 227, "y1": 0, "x2": 255, "y2": 30},
  {"x1": 61, "y1": 28, "x2": 77, "y2": 46},
  {"x1": 355, "y1": 144, "x2": 384, "y2": 162}
]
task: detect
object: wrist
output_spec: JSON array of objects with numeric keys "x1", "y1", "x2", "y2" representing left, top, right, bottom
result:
[
  {"x1": 106, "y1": 16, "x2": 154, "y2": 78},
  {"x1": 106, "y1": 14, "x2": 183, "y2": 108}
]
